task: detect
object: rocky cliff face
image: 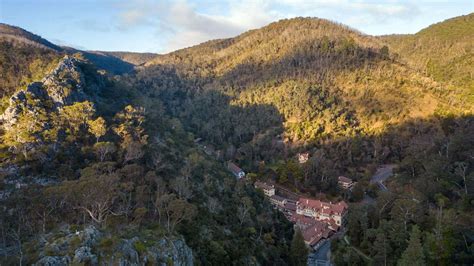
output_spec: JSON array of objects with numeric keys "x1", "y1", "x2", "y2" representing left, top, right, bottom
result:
[
  {"x1": 0, "y1": 55, "x2": 89, "y2": 129},
  {"x1": 41, "y1": 55, "x2": 87, "y2": 105},
  {"x1": 32, "y1": 225, "x2": 193, "y2": 266}
]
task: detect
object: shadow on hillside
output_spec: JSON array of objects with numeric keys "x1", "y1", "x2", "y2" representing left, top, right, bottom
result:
[
  {"x1": 82, "y1": 51, "x2": 135, "y2": 75},
  {"x1": 138, "y1": 62, "x2": 472, "y2": 165},
  {"x1": 137, "y1": 53, "x2": 473, "y2": 170},
  {"x1": 217, "y1": 40, "x2": 385, "y2": 88}
]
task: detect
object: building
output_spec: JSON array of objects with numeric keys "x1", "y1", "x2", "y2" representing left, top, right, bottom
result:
[
  {"x1": 296, "y1": 198, "x2": 348, "y2": 226},
  {"x1": 283, "y1": 201, "x2": 297, "y2": 212},
  {"x1": 297, "y1": 152, "x2": 309, "y2": 164},
  {"x1": 338, "y1": 176, "x2": 354, "y2": 189},
  {"x1": 270, "y1": 195, "x2": 287, "y2": 207},
  {"x1": 254, "y1": 181, "x2": 275, "y2": 197},
  {"x1": 227, "y1": 162, "x2": 245, "y2": 179},
  {"x1": 302, "y1": 222, "x2": 333, "y2": 247},
  {"x1": 290, "y1": 214, "x2": 333, "y2": 247}
]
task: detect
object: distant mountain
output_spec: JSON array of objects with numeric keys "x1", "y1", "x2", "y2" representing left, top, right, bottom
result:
[
  {"x1": 0, "y1": 25, "x2": 62, "y2": 99},
  {"x1": 0, "y1": 23, "x2": 63, "y2": 51},
  {"x1": 100, "y1": 51, "x2": 157, "y2": 66},
  {"x1": 0, "y1": 24, "x2": 158, "y2": 99},
  {"x1": 1, "y1": 15, "x2": 473, "y2": 265},
  {"x1": 381, "y1": 13, "x2": 474, "y2": 101},
  {"x1": 62, "y1": 47, "x2": 136, "y2": 75}
]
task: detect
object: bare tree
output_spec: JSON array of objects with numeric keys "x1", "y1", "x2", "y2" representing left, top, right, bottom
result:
[
  {"x1": 156, "y1": 193, "x2": 197, "y2": 233},
  {"x1": 93, "y1": 142, "x2": 116, "y2": 162},
  {"x1": 170, "y1": 176, "x2": 193, "y2": 200},
  {"x1": 48, "y1": 173, "x2": 119, "y2": 227},
  {"x1": 237, "y1": 197, "x2": 254, "y2": 225},
  {"x1": 454, "y1": 162, "x2": 468, "y2": 195}
]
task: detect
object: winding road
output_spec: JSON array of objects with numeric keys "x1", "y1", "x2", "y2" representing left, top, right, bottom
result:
[{"x1": 370, "y1": 164, "x2": 396, "y2": 191}]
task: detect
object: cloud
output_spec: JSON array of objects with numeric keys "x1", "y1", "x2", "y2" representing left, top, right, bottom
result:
[
  {"x1": 115, "y1": 0, "x2": 279, "y2": 52},
  {"x1": 114, "y1": 0, "x2": 421, "y2": 52}
]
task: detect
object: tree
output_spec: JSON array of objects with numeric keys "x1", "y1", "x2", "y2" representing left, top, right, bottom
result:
[
  {"x1": 454, "y1": 162, "x2": 469, "y2": 195},
  {"x1": 113, "y1": 105, "x2": 146, "y2": 143},
  {"x1": 47, "y1": 172, "x2": 119, "y2": 227},
  {"x1": 158, "y1": 194, "x2": 197, "y2": 233},
  {"x1": 398, "y1": 225, "x2": 425, "y2": 266},
  {"x1": 170, "y1": 176, "x2": 193, "y2": 200},
  {"x1": 2, "y1": 109, "x2": 45, "y2": 160},
  {"x1": 351, "y1": 181, "x2": 365, "y2": 202},
  {"x1": 123, "y1": 140, "x2": 145, "y2": 163},
  {"x1": 60, "y1": 101, "x2": 95, "y2": 136},
  {"x1": 380, "y1": 45, "x2": 390, "y2": 58},
  {"x1": 373, "y1": 229, "x2": 392, "y2": 266},
  {"x1": 290, "y1": 228, "x2": 308, "y2": 266},
  {"x1": 237, "y1": 196, "x2": 254, "y2": 225},
  {"x1": 88, "y1": 117, "x2": 107, "y2": 143},
  {"x1": 93, "y1": 142, "x2": 116, "y2": 162}
]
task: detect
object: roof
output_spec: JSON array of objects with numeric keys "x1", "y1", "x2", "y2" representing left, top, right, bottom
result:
[
  {"x1": 320, "y1": 218, "x2": 340, "y2": 231},
  {"x1": 297, "y1": 198, "x2": 348, "y2": 216},
  {"x1": 338, "y1": 176, "x2": 353, "y2": 183},
  {"x1": 290, "y1": 214, "x2": 318, "y2": 227},
  {"x1": 254, "y1": 181, "x2": 274, "y2": 191},
  {"x1": 227, "y1": 162, "x2": 243, "y2": 174},
  {"x1": 270, "y1": 195, "x2": 287, "y2": 202},
  {"x1": 283, "y1": 202, "x2": 297, "y2": 212},
  {"x1": 299, "y1": 219, "x2": 333, "y2": 246}
]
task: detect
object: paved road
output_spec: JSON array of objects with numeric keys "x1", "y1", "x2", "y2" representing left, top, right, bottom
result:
[
  {"x1": 370, "y1": 164, "x2": 396, "y2": 191},
  {"x1": 308, "y1": 240, "x2": 332, "y2": 266}
]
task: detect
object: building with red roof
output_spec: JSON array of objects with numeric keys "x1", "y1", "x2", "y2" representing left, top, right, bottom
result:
[
  {"x1": 296, "y1": 198, "x2": 348, "y2": 226},
  {"x1": 291, "y1": 214, "x2": 334, "y2": 247},
  {"x1": 227, "y1": 162, "x2": 245, "y2": 179}
]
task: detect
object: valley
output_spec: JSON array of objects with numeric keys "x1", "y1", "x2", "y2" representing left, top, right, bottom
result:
[{"x1": 0, "y1": 12, "x2": 473, "y2": 266}]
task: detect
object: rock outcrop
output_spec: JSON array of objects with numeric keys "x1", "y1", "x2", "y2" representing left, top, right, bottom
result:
[
  {"x1": 0, "y1": 55, "x2": 89, "y2": 129},
  {"x1": 33, "y1": 225, "x2": 194, "y2": 266},
  {"x1": 106, "y1": 237, "x2": 194, "y2": 266},
  {"x1": 33, "y1": 225, "x2": 101, "y2": 266},
  {"x1": 41, "y1": 55, "x2": 87, "y2": 106}
]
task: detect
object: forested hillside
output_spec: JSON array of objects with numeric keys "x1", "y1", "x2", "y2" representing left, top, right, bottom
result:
[
  {"x1": 381, "y1": 13, "x2": 474, "y2": 101},
  {"x1": 139, "y1": 17, "x2": 471, "y2": 157},
  {"x1": 0, "y1": 30, "x2": 294, "y2": 264},
  {"x1": 0, "y1": 14, "x2": 473, "y2": 265},
  {"x1": 134, "y1": 16, "x2": 474, "y2": 264}
]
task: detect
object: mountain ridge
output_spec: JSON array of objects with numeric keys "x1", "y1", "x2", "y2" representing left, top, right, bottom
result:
[
  {"x1": 0, "y1": 13, "x2": 473, "y2": 265},
  {"x1": 0, "y1": 23, "x2": 63, "y2": 51}
]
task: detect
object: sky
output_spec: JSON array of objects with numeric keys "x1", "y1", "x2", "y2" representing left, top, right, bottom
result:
[{"x1": 0, "y1": 0, "x2": 472, "y2": 53}]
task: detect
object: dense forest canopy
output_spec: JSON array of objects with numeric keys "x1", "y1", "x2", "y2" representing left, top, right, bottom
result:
[{"x1": 0, "y1": 14, "x2": 473, "y2": 265}]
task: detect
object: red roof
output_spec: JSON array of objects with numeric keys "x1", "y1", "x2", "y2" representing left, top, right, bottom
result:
[
  {"x1": 290, "y1": 214, "x2": 317, "y2": 228},
  {"x1": 227, "y1": 162, "x2": 243, "y2": 174},
  {"x1": 299, "y1": 219, "x2": 333, "y2": 246},
  {"x1": 297, "y1": 198, "x2": 348, "y2": 216}
]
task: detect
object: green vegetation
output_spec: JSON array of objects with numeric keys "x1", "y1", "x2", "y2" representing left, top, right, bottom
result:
[
  {"x1": 0, "y1": 55, "x2": 293, "y2": 265},
  {"x1": 0, "y1": 40, "x2": 61, "y2": 97},
  {"x1": 290, "y1": 229, "x2": 308, "y2": 266},
  {"x1": 0, "y1": 13, "x2": 473, "y2": 265},
  {"x1": 382, "y1": 13, "x2": 474, "y2": 102}
]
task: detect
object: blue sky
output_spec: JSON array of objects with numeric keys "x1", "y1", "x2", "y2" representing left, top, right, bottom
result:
[{"x1": 0, "y1": 0, "x2": 472, "y2": 53}]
